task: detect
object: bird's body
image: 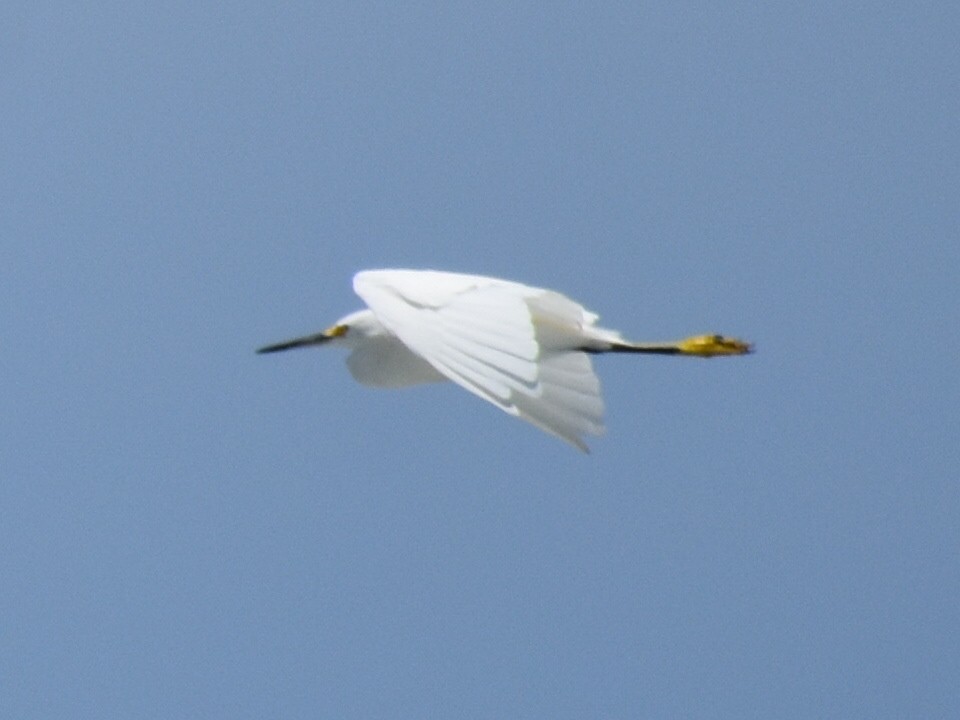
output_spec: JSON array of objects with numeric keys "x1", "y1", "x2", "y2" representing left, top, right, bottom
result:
[{"x1": 258, "y1": 269, "x2": 751, "y2": 451}]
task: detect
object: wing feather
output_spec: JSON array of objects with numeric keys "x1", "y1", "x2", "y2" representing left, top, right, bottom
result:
[
  {"x1": 440, "y1": 311, "x2": 539, "y2": 356},
  {"x1": 353, "y1": 270, "x2": 606, "y2": 450},
  {"x1": 438, "y1": 325, "x2": 539, "y2": 383},
  {"x1": 435, "y1": 342, "x2": 534, "y2": 396}
]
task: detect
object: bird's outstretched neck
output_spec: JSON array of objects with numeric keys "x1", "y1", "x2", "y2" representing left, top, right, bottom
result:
[{"x1": 603, "y1": 334, "x2": 753, "y2": 357}]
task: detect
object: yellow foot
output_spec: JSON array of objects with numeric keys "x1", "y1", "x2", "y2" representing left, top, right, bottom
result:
[{"x1": 677, "y1": 334, "x2": 753, "y2": 357}]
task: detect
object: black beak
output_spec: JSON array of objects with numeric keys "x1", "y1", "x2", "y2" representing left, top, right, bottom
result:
[{"x1": 256, "y1": 331, "x2": 333, "y2": 354}]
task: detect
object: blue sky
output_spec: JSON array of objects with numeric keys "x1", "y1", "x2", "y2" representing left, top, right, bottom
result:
[{"x1": 3, "y1": 3, "x2": 958, "y2": 717}]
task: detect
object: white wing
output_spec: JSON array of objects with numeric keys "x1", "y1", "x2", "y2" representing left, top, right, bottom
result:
[
  {"x1": 345, "y1": 334, "x2": 446, "y2": 388},
  {"x1": 353, "y1": 270, "x2": 605, "y2": 450}
]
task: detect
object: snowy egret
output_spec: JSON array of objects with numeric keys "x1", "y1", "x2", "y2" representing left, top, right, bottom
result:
[{"x1": 258, "y1": 269, "x2": 751, "y2": 451}]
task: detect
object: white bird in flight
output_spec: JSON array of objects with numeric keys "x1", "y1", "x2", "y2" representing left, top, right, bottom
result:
[{"x1": 258, "y1": 269, "x2": 751, "y2": 451}]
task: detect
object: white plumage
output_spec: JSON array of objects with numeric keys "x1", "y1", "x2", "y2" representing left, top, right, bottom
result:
[{"x1": 258, "y1": 269, "x2": 751, "y2": 451}]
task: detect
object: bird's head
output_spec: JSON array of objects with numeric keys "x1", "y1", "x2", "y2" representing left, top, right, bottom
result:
[{"x1": 256, "y1": 309, "x2": 382, "y2": 354}]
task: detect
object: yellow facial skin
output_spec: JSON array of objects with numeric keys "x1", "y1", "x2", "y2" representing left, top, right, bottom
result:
[{"x1": 324, "y1": 324, "x2": 349, "y2": 338}]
